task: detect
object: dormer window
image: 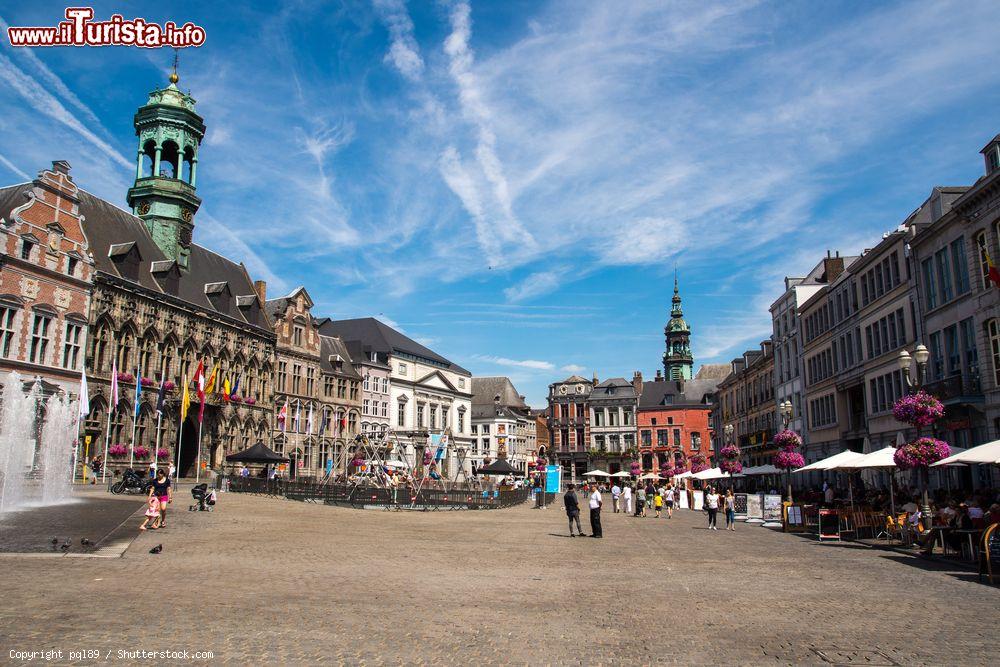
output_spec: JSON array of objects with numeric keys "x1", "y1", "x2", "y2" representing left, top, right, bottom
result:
[
  {"x1": 20, "y1": 239, "x2": 33, "y2": 260},
  {"x1": 989, "y1": 147, "x2": 1000, "y2": 175},
  {"x1": 66, "y1": 256, "x2": 78, "y2": 277}
]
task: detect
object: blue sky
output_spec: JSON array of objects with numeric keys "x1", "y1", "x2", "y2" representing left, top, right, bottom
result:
[{"x1": 2, "y1": 1, "x2": 1000, "y2": 405}]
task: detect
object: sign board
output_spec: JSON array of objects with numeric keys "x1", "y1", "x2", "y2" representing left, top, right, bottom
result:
[
  {"x1": 692, "y1": 490, "x2": 704, "y2": 511},
  {"x1": 734, "y1": 493, "x2": 748, "y2": 519},
  {"x1": 784, "y1": 502, "x2": 806, "y2": 532},
  {"x1": 763, "y1": 494, "x2": 783, "y2": 522},
  {"x1": 818, "y1": 509, "x2": 840, "y2": 541},
  {"x1": 745, "y1": 493, "x2": 763, "y2": 520},
  {"x1": 545, "y1": 465, "x2": 561, "y2": 493}
]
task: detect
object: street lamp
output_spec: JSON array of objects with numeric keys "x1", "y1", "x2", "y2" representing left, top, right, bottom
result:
[
  {"x1": 898, "y1": 344, "x2": 933, "y2": 531},
  {"x1": 778, "y1": 399, "x2": 794, "y2": 501}
]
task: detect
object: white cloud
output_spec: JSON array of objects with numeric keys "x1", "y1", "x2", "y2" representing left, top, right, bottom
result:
[
  {"x1": 503, "y1": 270, "x2": 564, "y2": 302},
  {"x1": 372, "y1": 0, "x2": 425, "y2": 81},
  {"x1": 473, "y1": 354, "x2": 555, "y2": 371},
  {"x1": 561, "y1": 364, "x2": 586, "y2": 373},
  {"x1": 0, "y1": 153, "x2": 30, "y2": 181}
]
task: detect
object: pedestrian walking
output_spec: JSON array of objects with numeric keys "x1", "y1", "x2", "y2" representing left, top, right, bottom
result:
[
  {"x1": 725, "y1": 488, "x2": 736, "y2": 531},
  {"x1": 148, "y1": 468, "x2": 173, "y2": 529},
  {"x1": 611, "y1": 483, "x2": 621, "y2": 513},
  {"x1": 623, "y1": 484, "x2": 633, "y2": 515},
  {"x1": 705, "y1": 486, "x2": 720, "y2": 530},
  {"x1": 635, "y1": 485, "x2": 645, "y2": 517},
  {"x1": 664, "y1": 483, "x2": 674, "y2": 518},
  {"x1": 564, "y1": 484, "x2": 583, "y2": 537},
  {"x1": 654, "y1": 488, "x2": 663, "y2": 518},
  {"x1": 588, "y1": 483, "x2": 603, "y2": 538},
  {"x1": 644, "y1": 482, "x2": 655, "y2": 517}
]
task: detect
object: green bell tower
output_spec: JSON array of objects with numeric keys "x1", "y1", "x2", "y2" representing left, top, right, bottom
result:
[
  {"x1": 126, "y1": 63, "x2": 205, "y2": 269},
  {"x1": 662, "y1": 272, "x2": 693, "y2": 380}
]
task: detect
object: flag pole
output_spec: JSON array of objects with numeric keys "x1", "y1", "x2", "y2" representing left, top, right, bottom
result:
[
  {"x1": 101, "y1": 406, "x2": 112, "y2": 483},
  {"x1": 195, "y1": 419, "x2": 203, "y2": 483},
  {"x1": 128, "y1": 368, "x2": 139, "y2": 470},
  {"x1": 175, "y1": 413, "x2": 185, "y2": 483}
]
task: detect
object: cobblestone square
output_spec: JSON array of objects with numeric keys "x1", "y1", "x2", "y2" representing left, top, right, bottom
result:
[{"x1": 0, "y1": 491, "x2": 996, "y2": 665}]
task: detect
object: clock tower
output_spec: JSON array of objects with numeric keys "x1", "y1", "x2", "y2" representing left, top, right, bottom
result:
[
  {"x1": 125, "y1": 66, "x2": 205, "y2": 269},
  {"x1": 662, "y1": 273, "x2": 694, "y2": 380}
]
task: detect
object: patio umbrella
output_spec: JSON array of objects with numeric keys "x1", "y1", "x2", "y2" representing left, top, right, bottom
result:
[
  {"x1": 583, "y1": 469, "x2": 611, "y2": 477},
  {"x1": 639, "y1": 472, "x2": 661, "y2": 480},
  {"x1": 610, "y1": 471, "x2": 632, "y2": 478},
  {"x1": 932, "y1": 440, "x2": 1000, "y2": 466},
  {"x1": 794, "y1": 450, "x2": 866, "y2": 472}
]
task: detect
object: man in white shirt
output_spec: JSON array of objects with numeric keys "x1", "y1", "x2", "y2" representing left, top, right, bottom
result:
[
  {"x1": 622, "y1": 484, "x2": 632, "y2": 515},
  {"x1": 824, "y1": 485, "x2": 834, "y2": 505},
  {"x1": 611, "y1": 484, "x2": 621, "y2": 513},
  {"x1": 588, "y1": 484, "x2": 603, "y2": 538}
]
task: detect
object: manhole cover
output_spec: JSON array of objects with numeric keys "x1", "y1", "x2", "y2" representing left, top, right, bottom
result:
[{"x1": 810, "y1": 648, "x2": 900, "y2": 666}]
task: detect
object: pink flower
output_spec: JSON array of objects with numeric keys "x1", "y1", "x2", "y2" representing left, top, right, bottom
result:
[
  {"x1": 892, "y1": 391, "x2": 945, "y2": 427},
  {"x1": 156, "y1": 448, "x2": 170, "y2": 460},
  {"x1": 893, "y1": 438, "x2": 951, "y2": 470},
  {"x1": 720, "y1": 459, "x2": 743, "y2": 475},
  {"x1": 774, "y1": 450, "x2": 805, "y2": 470},
  {"x1": 690, "y1": 454, "x2": 709, "y2": 473},
  {"x1": 774, "y1": 429, "x2": 803, "y2": 451}
]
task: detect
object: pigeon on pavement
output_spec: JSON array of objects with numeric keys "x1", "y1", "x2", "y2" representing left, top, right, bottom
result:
[{"x1": 149, "y1": 544, "x2": 162, "y2": 554}]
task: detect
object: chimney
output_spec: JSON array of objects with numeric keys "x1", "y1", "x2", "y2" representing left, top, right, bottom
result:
[
  {"x1": 592, "y1": 372, "x2": 599, "y2": 385},
  {"x1": 632, "y1": 370, "x2": 643, "y2": 394},
  {"x1": 823, "y1": 252, "x2": 845, "y2": 283},
  {"x1": 254, "y1": 280, "x2": 267, "y2": 303},
  {"x1": 655, "y1": 369, "x2": 663, "y2": 381},
  {"x1": 51, "y1": 160, "x2": 71, "y2": 175}
]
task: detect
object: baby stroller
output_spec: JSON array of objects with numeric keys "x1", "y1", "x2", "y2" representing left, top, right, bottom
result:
[{"x1": 189, "y1": 483, "x2": 217, "y2": 512}]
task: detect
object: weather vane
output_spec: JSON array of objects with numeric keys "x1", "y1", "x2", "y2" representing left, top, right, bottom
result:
[{"x1": 169, "y1": 49, "x2": 179, "y2": 84}]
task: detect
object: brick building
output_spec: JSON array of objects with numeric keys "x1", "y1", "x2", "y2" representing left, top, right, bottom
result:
[
  {"x1": 548, "y1": 375, "x2": 593, "y2": 483},
  {"x1": 0, "y1": 162, "x2": 94, "y2": 399},
  {"x1": 637, "y1": 369, "x2": 717, "y2": 474}
]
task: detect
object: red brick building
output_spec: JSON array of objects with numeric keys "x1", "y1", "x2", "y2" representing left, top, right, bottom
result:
[
  {"x1": 0, "y1": 161, "x2": 93, "y2": 396},
  {"x1": 636, "y1": 370, "x2": 717, "y2": 474}
]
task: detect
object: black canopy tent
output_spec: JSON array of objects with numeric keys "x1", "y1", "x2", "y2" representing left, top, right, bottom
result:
[
  {"x1": 475, "y1": 458, "x2": 523, "y2": 476},
  {"x1": 226, "y1": 441, "x2": 289, "y2": 464}
]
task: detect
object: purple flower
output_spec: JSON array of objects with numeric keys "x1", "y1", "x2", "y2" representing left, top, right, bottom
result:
[
  {"x1": 720, "y1": 459, "x2": 743, "y2": 475},
  {"x1": 893, "y1": 438, "x2": 951, "y2": 470},
  {"x1": 892, "y1": 391, "x2": 945, "y2": 428},
  {"x1": 156, "y1": 448, "x2": 170, "y2": 460},
  {"x1": 690, "y1": 454, "x2": 709, "y2": 473},
  {"x1": 773, "y1": 429, "x2": 803, "y2": 451},
  {"x1": 774, "y1": 450, "x2": 805, "y2": 470}
]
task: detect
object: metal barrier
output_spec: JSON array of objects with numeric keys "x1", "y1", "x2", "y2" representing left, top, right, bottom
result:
[{"x1": 223, "y1": 476, "x2": 531, "y2": 510}]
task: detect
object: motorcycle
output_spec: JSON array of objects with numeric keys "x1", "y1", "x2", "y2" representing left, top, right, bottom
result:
[{"x1": 110, "y1": 468, "x2": 152, "y2": 495}]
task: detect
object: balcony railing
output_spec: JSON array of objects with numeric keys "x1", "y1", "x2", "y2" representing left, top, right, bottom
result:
[{"x1": 922, "y1": 373, "x2": 982, "y2": 402}]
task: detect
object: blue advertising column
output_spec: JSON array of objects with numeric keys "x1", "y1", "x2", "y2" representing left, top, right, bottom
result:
[{"x1": 545, "y1": 465, "x2": 562, "y2": 493}]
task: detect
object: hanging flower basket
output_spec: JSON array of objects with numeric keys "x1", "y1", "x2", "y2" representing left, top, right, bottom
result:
[
  {"x1": 133, "y1": 446, "x2": 150, "y2": 458},
  {"x1": 244, "y1": 397, "x2": 256, "y2": 405},
  {"x1": 162, "y1": 381, "x2": 176, "y2": 392},
  {"x1": 892, "y1": 391, "x2": 945, "y2": 428},
  {"x1": 115, "y1": 372, "x2": 135, "y2": 384},
  {"x1": 156, "y1": 448, "x2": 170, "y2": 460},
  {"x1": 773, "y1": 429, "x2": 803, "y2": 450},
  {"x1": 720, "y1": 459, "x2": 743, "y2": 475},
  {"x1": 140, "y1": 377, "x2": 156, "y2": 388},
  {"x1": 630, "y1": 461, "x2": 642, "y2": 476},
  {"x1": 719, "y1": 444, "x2": 741, "y2": 459},
  {"x1": 774, "y1": 450, "x2": 805, "y2": 470},
  {"x1": 893, "y1": 437, "x2": 950, "y2": 470},
  {"x1": 689, "y1": 454, "x2": 709, "y2": 474},
  {"x1": 230, "y1": 395, "x2": 244, "y2": 404},
  {"x1": 108, "y1": 444, "x2": 128, "y2": 457}
]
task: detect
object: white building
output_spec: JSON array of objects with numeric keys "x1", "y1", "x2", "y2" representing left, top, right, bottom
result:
[{"x1": 320, "y1": 318, "x2": 473, "y2": 478}]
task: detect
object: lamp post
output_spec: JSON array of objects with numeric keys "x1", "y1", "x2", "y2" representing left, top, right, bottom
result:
[
  {"x1": 898, "y1": 345, "x2": 932, "y2": 530},
  {"x1": 723, "y1": 423, "x2": 735, "y2": 491},
  {"x1": 778, "y1": 399, "x2": 794, "y2": 501}
]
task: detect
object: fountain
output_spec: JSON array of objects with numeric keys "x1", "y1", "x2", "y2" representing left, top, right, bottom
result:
[{"x1": 0, "y1": 371, "x2": 78, "y2": 514}]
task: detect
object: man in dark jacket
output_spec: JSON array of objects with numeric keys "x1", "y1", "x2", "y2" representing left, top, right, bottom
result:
[{"x1": 564, "y1": 484, "x2": 583, "y2": 537}]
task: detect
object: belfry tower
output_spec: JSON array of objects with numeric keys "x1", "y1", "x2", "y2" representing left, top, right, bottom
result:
[
  {"x1": 662, "y1": 272, "x2": 693, "y2": 380},
  {"x1": 125, "y1": 61, "x2": 205, "y2": 269}
]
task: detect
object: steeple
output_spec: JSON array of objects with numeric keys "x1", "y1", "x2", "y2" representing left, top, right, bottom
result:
[
  {"x1": 663, "y1": 271, "x2": 693, "y2": 380},
  {"x1": 125, "y1": 58, "x2": 205, "y2": 270}
]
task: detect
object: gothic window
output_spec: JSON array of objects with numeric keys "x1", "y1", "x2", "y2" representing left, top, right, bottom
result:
[
  {"x1": 29, "y1": 313, "x2": 51, "y2": 364},
  {"x1": 0, "y1": 306, "x2": 16, "y2": 358},
  {"x1": 62, "y1": 322, "x2": 82, "y2": 369}
]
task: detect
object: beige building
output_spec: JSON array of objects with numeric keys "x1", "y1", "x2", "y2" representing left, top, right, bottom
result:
[{"x1": 713, "y1": 342, "x2": 775, "y2": 467}]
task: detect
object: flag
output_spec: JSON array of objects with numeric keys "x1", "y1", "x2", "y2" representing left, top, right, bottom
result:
[
  {"x1": 110, "y1": 358, "x2": 119, "y2": 412},
  {"x1": 79, "y1": 367, "x2": 90, "y2": 418},
  {"x1": 193, "y1": 361, "x2": 206, "y2": 423},
  {"x1": 223, "y1": 376, "x2": 231, "y2": 402},
  {"x1": 155, "y1": 377, "x2": 167, "y2": 418},
  {"x1": 277, "y1": 398, "x2": 288, "y2": 431},
  {"x1": 181, "y1": 380, "x2": 191, "y2": 421},
  {"x1": 230, "y1": 375, "x2": 240, "y2": 399},
  {"x1": 294, "y1": 400, "x2": 301, "y2": 432},
  {"x1": 318, "y1": 409, "x2": 327, "y2": 435},
  {"x1": 204, "y1": 364, "x2": 219, "y2": 395},
  {"x1": 133, "y1": 366, "x2": 142, "y2": 417},
  {"x1": 981, "y1": 240, "x2": 1000, "y2": 288},
  {"x1": 307, "y1": 403, "x2": 314, "y2": 435}
]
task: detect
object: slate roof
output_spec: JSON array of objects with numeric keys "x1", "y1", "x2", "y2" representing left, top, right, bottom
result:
[
  {"x1": 319, "y1": 335, "x2": 361, "y2": 379},
  {"x1": 695, "y1": 364, "x2": 730, "y2": 381},
  {"x1": 264, "y1": 287, "x2": 311, "y2": 321},
  {"x1": 318, "y1": 317, "x2": 470, "y2": 375},
  {"x1": 471, "y1": 376, "x2": 527, "y2": 409},
  {"x1": 558, "y1": 375, "x2": 589, "y2": 384},
  {"x1": 0, "y1": 183, "x2": 271, "y2": 332},
  {"x1": 590, "y1": 377, "x2": 636, "y2": 400},
  {"x1": 637, "y1": 378, "x2": 718, "y2": 408}
]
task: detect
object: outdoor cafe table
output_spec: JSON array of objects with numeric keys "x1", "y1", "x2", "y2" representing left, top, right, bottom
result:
[{"x1": 954, "y1": 528, "x2": 982, "y2": 561}]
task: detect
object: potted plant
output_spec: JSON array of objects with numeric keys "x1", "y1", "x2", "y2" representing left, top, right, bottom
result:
[
  {"x1": 772, "y1": 429, "x2": 804, "y2": 501},
  {"x1": 156, "y1": 448, "x2": 170, "y2": 460}
]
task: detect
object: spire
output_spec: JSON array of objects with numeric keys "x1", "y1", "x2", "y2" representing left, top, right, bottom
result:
[
  {"x1": 671, "y1": 271, "x2": 683, "y2": 316},
  {"x1": 663, "y1": 270, "x2": 693, "y2": 380},
  {"x1": 169, "y1": 49, "x2": 179, "y2": 85}
]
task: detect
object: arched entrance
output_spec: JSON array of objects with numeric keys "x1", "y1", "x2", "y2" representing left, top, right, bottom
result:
[{"x1": 177, "y1": 417, "x2": 199, "y2": 478}]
